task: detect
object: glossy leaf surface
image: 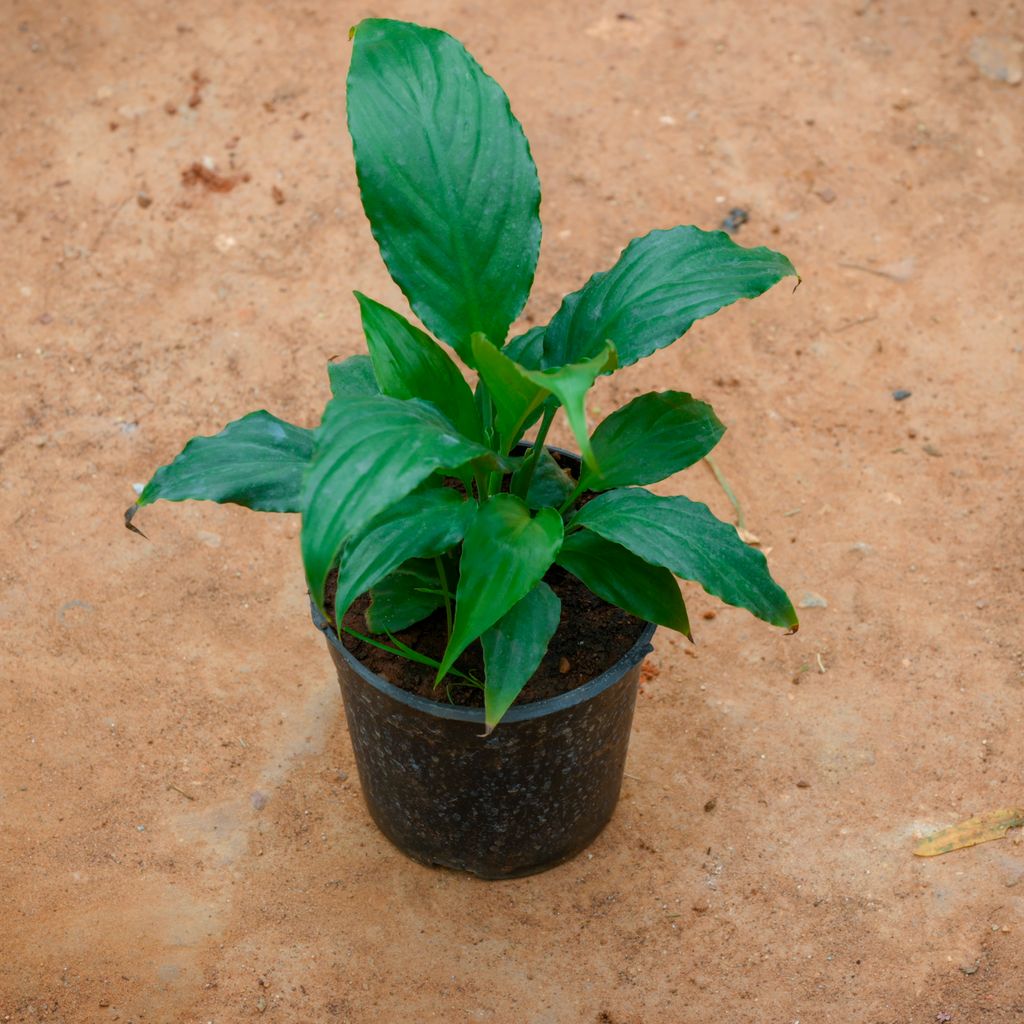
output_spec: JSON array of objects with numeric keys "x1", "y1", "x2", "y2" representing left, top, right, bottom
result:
[
  {"x1": 437, "y1": 494, "x2": 563, "y2": 680},
  {"x1": 556, "y1": 530, "x2": 691, "y2": 638},
  {"x1": 512, "y1": 447, "x2": 576, "y2": 510},
  {"x1": 582, "y1": 390, "x2": 725, "y2": 490},
  {"x1": 481, "y1": 581, "x2": 561, "y2": 732},
  {"x1": 366, "y1": 559, "x2": 446, "y2": 633},
  {"x1": 471, "y1": 333, "x2": 548, "y2": 448},
  {"x1": 347, "y1": 18, "x2": 541, "y2": 360},
  {"x1": 137, "y1": 410, "x2": 313, "y2": 513},
  {"x1": 328, "y1": 354, "x2": 380, "y2": 399},
  {"x1": 521, "y1": 227, "x2": 797, "y2": 370},
  {"x1": 571, "y1": 488, "x2": 797, "y2": 629},
  {"x1": 356, "y1": 292, "x2": 481, "y2": 440},
  {"x1": 333, "y1": 488, "x2": 472, "y2": 623},
  {"x1": 302, "y1": 395, "x2": 490, "y2": 609}
]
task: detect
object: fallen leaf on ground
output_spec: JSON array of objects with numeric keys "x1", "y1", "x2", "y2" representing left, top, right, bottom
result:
[{"x1": 914, "y1": 807, "x2": 1024, "y2": 857}]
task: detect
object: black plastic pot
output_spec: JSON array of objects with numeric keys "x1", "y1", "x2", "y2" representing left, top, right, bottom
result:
[{"x1": 311, "y1": 445, "x2": 656, "y2": 879}]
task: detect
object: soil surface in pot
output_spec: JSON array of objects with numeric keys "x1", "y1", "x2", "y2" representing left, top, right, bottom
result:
[{"x1": 326, "y1": 565, "x2": 646, "y2": 707}]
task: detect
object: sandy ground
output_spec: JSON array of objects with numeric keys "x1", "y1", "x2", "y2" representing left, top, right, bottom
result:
[{"x1": 2, "y1": 0, "x2": 1023, "y2": 1021}]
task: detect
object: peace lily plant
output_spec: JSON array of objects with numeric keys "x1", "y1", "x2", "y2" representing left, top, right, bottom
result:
[{"x1": 129, "y1": 18, "x2": 798, "y2": 732}]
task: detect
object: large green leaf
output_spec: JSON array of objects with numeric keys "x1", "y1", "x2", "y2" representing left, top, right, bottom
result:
[
  {"x1": 437, "y1": 494, "x2": 563, "y2": 680},
  {"x1": 518, "y1": 227, "x2": 797, "y2": 370},
  {"x1": 302, "y1": 395, "x2": 491, "y2": 609},
  {"x1": 571, "y1": 488, "x2": 797, "y2": 629},
  {"x1": 334, "y1": 488, "x2": 472, "y2": 623},
  {"x1": 581, "y1": 391, "x2": 725, "y2": 490},
  {"x1": 366, "y1": 559, "x2": 446, "y2": 633},
  {"x1": 481, "y1": 581, "x2": 561, "y2": 733},
  {"x1": 356, "y1": 293, "x2": 482, "y2": 441},
  {"x1": 328, "y1": 354, "x2": 380, "y2": 399},
  {"x1": 556, "y1": 530, "x2": 690, "y2": 639},
  {"x1": 347, "y1": 18, "x2": 541, "y2": 360},
  {"x1": 135, "y1": 410, "x2": 313, "y2": 514}
]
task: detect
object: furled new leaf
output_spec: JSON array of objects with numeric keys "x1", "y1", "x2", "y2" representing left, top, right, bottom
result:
[
  {"x1": 481, "y1": 581, "x2": 561, "y2": 733},
  {"x1": 472, "y1": 334, "x2": 616, "y2": 463},
  {"x1": 135, "y1": 410, "x2": 313, "y2": 514},
  {"x1": 556, "y1": 530, "x2": 691, "y2": 638},
  {"x1": 333, "y1": 488, "x2": 473, "y2": 624},
  {"x1": 571, "y1": 488, "x2": 797, "y2": 629},
  {"x1": 436, "y1": 494, "x2": 563, "y2": 680},
  {"x1": 471, "y1": 333, "x2": 548, "y2": 448},
  {"x1": 581, "y1": 391, "x2": 725, "y2": 490},
  {"x1": 302, "y1": 395, "x2": 491, "y2": 610},
  {"x1": 518, "y1": 341, "x2": 617, "y2": 469},
  {"x1": 328, "y1": 354, "x2": 380, "y2": 399},
  {"x1": 366, "y1": 559, "x2": 446, "y2": 633},
  {"x1": 356, "y1": 292, "x2": 482, "y2": 441},
  {"x1": 347, "y1": 18, "x2": 541, "y2": 361},
  {"x1": 517, "y1": 227, "x2": 797, "y2": 370}
]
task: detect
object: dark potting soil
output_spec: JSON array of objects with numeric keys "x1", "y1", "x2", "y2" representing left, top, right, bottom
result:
[{"x1": 328, "y1": 565, "x2": 646, "y2": 708}]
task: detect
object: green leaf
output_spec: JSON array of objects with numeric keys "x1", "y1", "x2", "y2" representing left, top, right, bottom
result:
[
  {"x1": 522, "y1": 227, "x2": 798, "y2": 370},
  {"x1": 347, "y1": 18, "x2": 541, "y2": 360},
  {"x1": 571, "y1": 488, "x2": 797, "y2": 629},
  {"x1": 518, "y1": 341, "x2": 617, "y2": 469},
  {"x1": 503, "y1": 325, "x2": 545, "y2": 365},
  {"x1": 356, "y1": 293, "x2": 482, "y2": 441},
  {"x1": 556, "y1": 530, "x2": 691, "y2": 639},
  {"x1": 302, "y1": 395, "x2": 491, "y2": 609},
  {"x1": 328, "y1": 354, "x2": 380, "y2": 399},
  {"x1": 581, "y1": 391, "x2": 725, "y2": 490},
  {"x1": 481, "y1": 581, "x2": 561, "y2": 732},
  {"x1": 136, "y1": 410, "x2": 313, "y2": 513},
  {"x1": 366, "y1": 559, "x2": 446, "y2": 633},
  {"x1": 471, "y1": 333, "x2": 548, "y2": 449},
  {"x1": 512, "y1": 447, "x2": 576, "y2": 510},
  {"x1": 334, "y1": 488, "x2": 472, "y2": 622},
  {"x1": 472, "y1": 334, "x2": 616, "y2": 463},
  {"x1": 437, "y1": 494, "x2": 563, "y2": 680}
]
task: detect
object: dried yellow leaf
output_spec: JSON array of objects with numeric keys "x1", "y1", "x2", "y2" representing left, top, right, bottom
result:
[{"x1": 914, "y1": 807, "x2": 1024, "y2": 857}]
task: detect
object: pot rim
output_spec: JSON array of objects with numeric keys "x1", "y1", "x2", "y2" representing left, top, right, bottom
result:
[{"x1": 312, "y1": 602, "x2": 655, "y2": 725}]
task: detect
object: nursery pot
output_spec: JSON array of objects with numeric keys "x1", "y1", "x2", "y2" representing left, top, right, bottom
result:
[{"x1": 311, "y1": 447, "x2": 656, "y2": 879}]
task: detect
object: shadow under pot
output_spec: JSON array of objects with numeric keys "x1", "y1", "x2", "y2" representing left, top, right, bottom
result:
[{"x1": 311, "y1": 446, "x2": 656, "y2": 879}]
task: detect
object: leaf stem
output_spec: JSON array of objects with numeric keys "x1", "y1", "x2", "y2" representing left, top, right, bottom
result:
[
  {"x1": 513, "y1": 404, "x2": 556, "y2": 500},
  {"x1": 434, "y1": 555, "x2": 453, "y2": 641},
  {"x1": 703, "y1": 455, "x2": 745, "y2": 530},
  {"x1": 558, "y1": 478, "x2": 586, "y2": 517},
  {"x1": 339, "y1": 623, "x2": 478, "y2": 684}
]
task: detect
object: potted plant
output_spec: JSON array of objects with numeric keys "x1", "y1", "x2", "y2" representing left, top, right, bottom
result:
[{"x1": 128, "y1": 18, "x2": 799, "y2": 879}]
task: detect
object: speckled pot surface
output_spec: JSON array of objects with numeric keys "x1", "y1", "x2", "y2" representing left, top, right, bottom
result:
[{"x1": 312, "y1": 605, "x2": 655, "y2": 879}]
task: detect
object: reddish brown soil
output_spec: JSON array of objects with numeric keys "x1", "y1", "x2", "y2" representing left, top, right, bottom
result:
[{"x1": 3, "y1": 2, "x2": 1023, "y2": 1023}]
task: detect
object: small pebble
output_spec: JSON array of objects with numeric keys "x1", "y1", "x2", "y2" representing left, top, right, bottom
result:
[
  {"x1": 976, "y1": 599, "x2": 989, "y2": 609},
  {"x1": 960, "y1": 962, "x2": 979, "y2": 976},
  {"x1": 892, "y1": 388, "x2": 912, "y2": 401},
  {"x1": 850, "y1": 541, "x2": 875, "y2": 555},
  {"x1": 691, "y1": 900, "x2": 709, "y2": 914},
  {"x1": 815, "y1": 187, "x2": 837, "y2": 204},
  {"x1": 799, "y1": 592, "x2": 828, "y2": 609},
  {"x1": 796, "y1": 780, "x2": 811, "y2": 789},
  {"x1": 702, "y1": 610, "x2": 716, "y2": 620},
  {"x1": 923, "y1": 443, "x2": 942, "y2": 457},
  {"x1": 136, "y1": 824, "x2": 146, "y2": 832},
  {"x1": 250, "y1": 791, "x2": 268, "y2": 811},
  {"x1": 137, "y1": 191, "x2": 153, "y2": 208},
  {"x1": 968, "y1": 35, "x2": 1023, "y2": 85},
  {"x1": 336, "y1": 770, "x2": 348, "y2": 782},
  {"x1": 703, "y1": 797, "x2": 717, "y2": 813},
  {"x1": 37, "y1": 312, "x2": 53, "y2": 325},
  {"x1": 558, "y1": 656, "x2": 571, "y2": 674}
]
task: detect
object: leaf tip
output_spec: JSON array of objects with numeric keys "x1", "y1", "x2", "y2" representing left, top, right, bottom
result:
[
  {"x1": 348, "y1": 23, "x2": 357, "y2": 41},
  {"x1": 124, "y1": 503, "x2": 149, "y2": 540},
  {"x1": 785, "y1": 620, "x2": 800, "y2": 635},
  {"x1": 791, "y1": 274, "x2": 803, "y2": 294}
]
